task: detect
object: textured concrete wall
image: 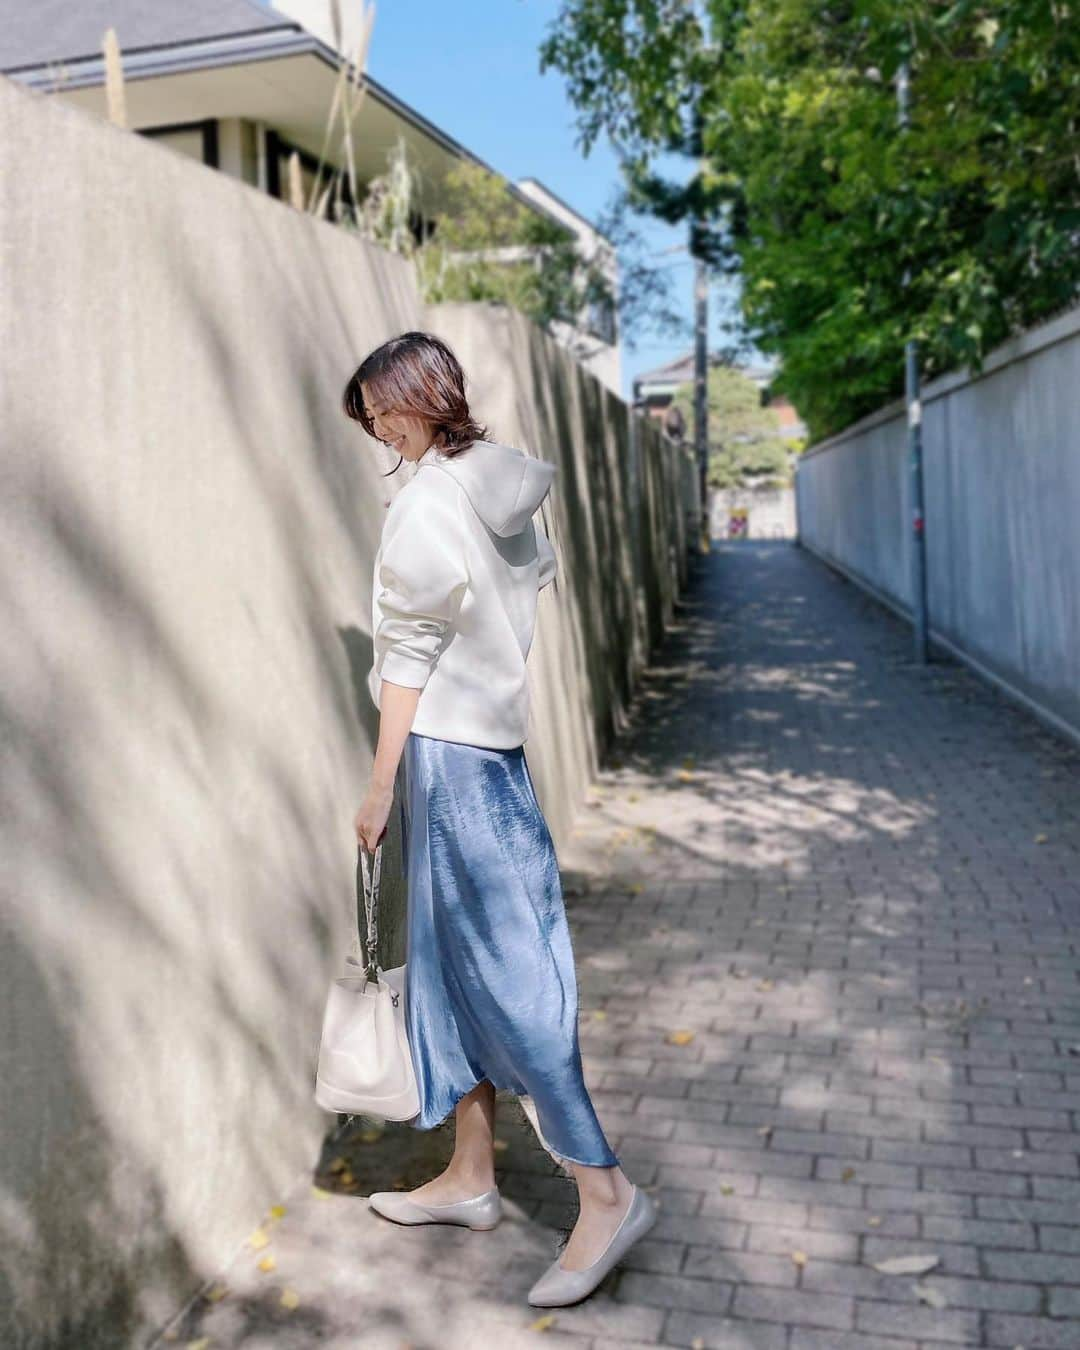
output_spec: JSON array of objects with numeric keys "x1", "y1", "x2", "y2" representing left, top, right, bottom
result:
[
  {"x1": 0, "y1": 74, "x2": 695, "y2": 1350},
  {"x1": 795, "y1": 305, "x2": 1080, "y2": 744}
]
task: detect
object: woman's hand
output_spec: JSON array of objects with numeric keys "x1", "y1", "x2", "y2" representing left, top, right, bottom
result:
[{"x1": 355, "y1": 778, "x2": 394, "y2": 852}]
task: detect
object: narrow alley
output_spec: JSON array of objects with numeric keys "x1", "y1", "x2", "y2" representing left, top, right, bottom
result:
[{"x1": 159, "y1": 541, "x2": 1080, "y2": 1350}]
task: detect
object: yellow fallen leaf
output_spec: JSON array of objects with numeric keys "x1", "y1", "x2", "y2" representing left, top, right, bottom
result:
[
  {"x1": 247, "y1": 1228, "x2": 270, "y2": 1250},
  {"x1": 340, "y1": 1170, "x2": 356, "y2": 1186},
  {"x1": 186, "y1": 1340, "x2": 211, "y2": 1350},
  {"x1": 493, "y1": 1138, "x2": 509, "y2": 1151},
  {"x1": 867, "y1": 1215, "x2": 883, "y2": 1227},
  {"x1": 667, "y1": 1029, "x2": 695, "y2": 1045},
  {"x1": 328, "y1": 1157, "x2": 348, "y2": 1174},
  {"x1": 841, "y1": 1167, "x2": 857, "y2": 1183},
  {"x1": 756, "y1": 979, "x2": 775, "y2": 992},
  {"x1": 359, "y1": 1128, "x2": 382, "y2": 1143},
  {"x1": 311, "y1": 1186, "x2": 332, "y2": 1199},
  {"x1": 268, "y1": 1204, "x2": 286, "y2": 1221},
  {"x1": 204, "y1": 1283, "x2": 228, "y2": 1302},
  {"x1": 791, "y1": 1250, "x2": 808, "y2": 1267},
  {"x1": 593, "y1": 1009, "x2": 608, "y2": 1020},
  {"x1": 720, "y1": 1184, "x2": 735, "y2": 1196},
  {"x1": 529, "y1": 1312, "x2": 557, "y2": 1331},
  {"x1": 629, "y1": 882, "x2": 644, "y2": 894},
  {"x1": 279, "y1": 1288, "x2": 300, "y2": 1310},
  {"x1": 257, "y1": 1255, "x2": 277, "y2": 1273}
]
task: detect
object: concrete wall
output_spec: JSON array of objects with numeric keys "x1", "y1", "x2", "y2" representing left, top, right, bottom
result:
[
  {"x1": 0, "y1": 73, "x2": 695, "y2": 1350},
  {"x1": 795, "y1": 304, "x2": 1080, "y2": 745}
]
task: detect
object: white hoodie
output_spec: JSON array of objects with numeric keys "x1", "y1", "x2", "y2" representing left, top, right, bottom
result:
[{"x1": 367, "y1": 438, "x2": 558, "y2": 748}]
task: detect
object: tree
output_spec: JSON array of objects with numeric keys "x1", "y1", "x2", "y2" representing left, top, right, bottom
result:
[
  {"x1": 540, "y1": 0, "x2": 1080, "y2": 441},
  {"x1": 670, "y1": 366, "x2": 791, "y2": 487}
]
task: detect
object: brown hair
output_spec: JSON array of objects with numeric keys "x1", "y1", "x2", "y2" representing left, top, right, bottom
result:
[{"x1": 342, "y1": 331, "x2": 489, "y2": 471}]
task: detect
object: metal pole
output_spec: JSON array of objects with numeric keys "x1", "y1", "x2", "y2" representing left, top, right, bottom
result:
[
  {"x1": 898, "y1": 56, "x2": 929, "y2": 662},
  {"x1": 693, "y1": 245, "x2": 709, "y2": 550}
]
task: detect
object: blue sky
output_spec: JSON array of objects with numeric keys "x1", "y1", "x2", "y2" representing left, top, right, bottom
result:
[{"x1": 353, "y1": 0, "x2": 742, "y2": 402}]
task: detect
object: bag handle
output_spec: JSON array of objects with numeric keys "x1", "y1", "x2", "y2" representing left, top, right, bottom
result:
[{"x1": 357, "y1": 839, "x2": 383, "y2": 986}]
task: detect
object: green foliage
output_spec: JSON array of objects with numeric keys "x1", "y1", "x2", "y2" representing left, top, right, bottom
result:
[
  {"x1": 541, "y1": 0, "x2": 1080, "y2": 441},
  {"x1": 671, "y1": 366, "x2": 791, "y2": 487}
]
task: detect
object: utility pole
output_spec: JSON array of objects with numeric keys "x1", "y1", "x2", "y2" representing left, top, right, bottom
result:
[
  {"x1": 693, "y1": 221, "x2": 709, "y2": 551},
  {"x1": 897, "y1": 56, "x2": 929, "y2": 662}
]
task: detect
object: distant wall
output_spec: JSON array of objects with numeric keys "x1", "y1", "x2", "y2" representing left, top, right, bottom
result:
[
  {"x1": 795, "y1": 304, "x2": 1080, "y2": 745},
  {"x1": 709, "y1": 485, "x2": 796, "y2": 540},
  {"x1": 0, "y1": 73, "x2": 696, "y2": 1350}
]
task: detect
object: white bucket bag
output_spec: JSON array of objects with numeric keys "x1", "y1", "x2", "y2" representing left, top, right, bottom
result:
[{"x1": 314, "y1": 840, "x2": 420, "y2": 1121}]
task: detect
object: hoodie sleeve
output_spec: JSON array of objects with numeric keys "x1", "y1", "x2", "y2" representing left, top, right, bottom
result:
[
  {"x1": 536, "y1": 522, "x2": 557, "y2": 591},
  {"x1": 374, "y1": 486, "x2": 468, "y2": 690}
]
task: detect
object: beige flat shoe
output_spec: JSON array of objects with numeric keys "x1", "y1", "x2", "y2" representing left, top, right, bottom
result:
[
  {"x1": 368, "y1": 1185, "x2": 502, "y2": 1231},
  {"x1": 527, "y1": 1184, "x2": 657, "y2": 1306}
]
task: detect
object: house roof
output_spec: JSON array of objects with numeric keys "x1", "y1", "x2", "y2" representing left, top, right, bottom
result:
[
  {"x1": 634, "y1": 351, "x2": 776, "y2": 391},
  {"x1": 0, "y1": 0, "x2": 576, "y2": 239},
  {"x1": 0, "y1": 0, "x2": 292, "y2": 72}
]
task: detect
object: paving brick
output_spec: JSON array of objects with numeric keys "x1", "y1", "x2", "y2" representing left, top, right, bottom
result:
[
  {"x1": 855, "y1": 1299, "x2": 982, "y2": 1344},
  {"x1": 983, "y1": 1249, "x2": 1080, "y2": 1282},
  {"x1": 791, "y1": 1333, "x2": 918, "y2": 1350},
  {"x1": 661, "y1": 1312, "x2": 788, "y2": 1349},
  {"x1": 733, "y1": 1285, "x2": 855, "y2": 1330},
  {"x1": 614, "y1": 1271, "x2": 734, "y2": 1315},
  {"x1": 985, "y1": 1313, "x2": 1080, "y2": 1347}
]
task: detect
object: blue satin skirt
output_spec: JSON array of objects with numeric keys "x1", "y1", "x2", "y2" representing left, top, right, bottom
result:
[{"x1": 398, "y1": 731, "x2": 619, "y2": 1168}]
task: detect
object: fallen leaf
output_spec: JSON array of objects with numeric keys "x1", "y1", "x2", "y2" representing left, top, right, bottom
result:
[
  {"x1": 841, "y1": 1167, "x2": 857, "y2": 1183},
  {"x1": 691, "y1": 1339, "x2": 706, "y2": 1350},
  {"x1": 257, "y1": 1255, "x2": 277, "y2": 1272},
  {"x1": 867, "y1": 1216, "x2": 883, "y2": 1227},
  {"x1": 871, "y1": 1254, "x2": 940, "y2": 1276},
  {"x1": 756, "y1": 1125, "x2": 773, "y2": 1138},
  {"x1": 756, "y1": 980, "x2": 775, "y2": 992},
  {"x1": 914, "y1": 1281, "x2": 948, "y2": 1308},
  {"x1": 359, "y1": 1128, "x2": 382, "y2": 1143},
  {"x1": 720, "y1": 1184, "x2": 735, "y2": 1196},
  {"x1": 204, "y1": 1283, "x2": 228, "y2": 1302},
  {"x1": 186, "y1": 1340, "x2": 211, "y2": 1350},
  {"x1": 1034, "y1": 834, "x2": 1049, "y2": 844},
  {"x1": 667, "y1": 1029, "x2": 696, "y2": 1045},
  {"x1": 268, "y1": 1204, "x2": 287, "y2": 1220},
  {"x1": 593, "y1": 1010, "x2": 608, "y2": 1021},
  {"x1": 247, "y1": 1228, "x2": 271, "y2": 1250},
  {"x1": 329, "y1": 1157, "x2": 347, "y2": 1174},
  {"x1": 529, "y1": 1312, "x2": 557, "y2": 1331},
  {"x1": 493, "y1": 1138, "x2": 509, "y2": 1151},
  {"x1": 280, "y1": 1288, "x2": 300, "y2": 1310},
  {"x1": 311, "y1": 1186, "x2": 332, "y2": 1199},
  {"x1": 791, "y1": 1250, "x2": 808, "y2": 1267},
  {"x1": 630, "y1": 883, "x2": 644, "y2": 894}
]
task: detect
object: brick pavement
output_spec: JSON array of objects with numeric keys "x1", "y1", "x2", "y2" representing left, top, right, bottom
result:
[{"x1": 156, "y1": 541, "x2": 1080, "y2": 1350}]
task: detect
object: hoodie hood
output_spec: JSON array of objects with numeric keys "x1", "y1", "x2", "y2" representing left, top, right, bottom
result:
[{"x1": 418, "y1": 439, "x2": 557, "y2": 537}]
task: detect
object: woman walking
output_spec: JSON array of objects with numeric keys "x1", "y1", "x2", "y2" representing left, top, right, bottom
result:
[{"x1": 345, "y1": 331, "x2": 657, "y2": 1307}]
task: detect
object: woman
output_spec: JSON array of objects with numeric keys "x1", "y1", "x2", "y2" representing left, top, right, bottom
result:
[{"x1": 344, "y1": 331, "x2": 657, "y2": 1307}]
